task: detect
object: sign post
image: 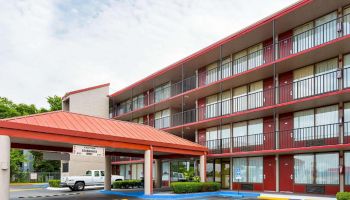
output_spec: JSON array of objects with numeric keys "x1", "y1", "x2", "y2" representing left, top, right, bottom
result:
[
  {"x1": 73, "y1": 145, "x2": 105, "y2": 157},
  {"x1": 235, "y1": 168, "x2": 241, "y2": 195}
]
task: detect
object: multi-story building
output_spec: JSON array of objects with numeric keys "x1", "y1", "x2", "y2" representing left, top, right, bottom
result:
[{"x1": 106, "y1": 0, "x2": 350, "y2": 195}]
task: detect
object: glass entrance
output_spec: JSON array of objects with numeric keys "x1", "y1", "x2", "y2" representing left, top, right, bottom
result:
[{"x1": 221, "y1": 158, "x2": 230, "y2": 189}]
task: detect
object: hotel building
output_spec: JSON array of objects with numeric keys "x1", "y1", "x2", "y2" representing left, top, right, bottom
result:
[{"x1": 65, "y1": 0, "x2": 350, "y2": 195}]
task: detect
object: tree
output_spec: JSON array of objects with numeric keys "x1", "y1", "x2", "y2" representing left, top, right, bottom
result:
[
  {"x1": 10, "y1": 149, "x2": 26, "y2": 178},
  {"x1": 47, "y1": 95, "x2": 62, "y2": 111},
  {"x1": 0, "y1": 96, "x2": 63, "y2": 175}
]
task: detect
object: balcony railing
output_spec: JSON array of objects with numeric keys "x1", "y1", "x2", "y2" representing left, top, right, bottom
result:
[
  {"x1": 200, "y1": 131, "x2": 275, "y2": 154},
  {"x1": 201, "y1": 123, "x2": 342, "y2": 155},
  {"x1": 111, "y1": 13, "x2": 350, "y2": 117},
  {"x1": 166, "y1": 69, "x2": 341, "y2": 128}
]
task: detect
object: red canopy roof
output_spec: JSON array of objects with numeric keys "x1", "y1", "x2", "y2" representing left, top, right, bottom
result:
[{"x1": 1, "y1": 111, "x2": 206, "y2": 154}]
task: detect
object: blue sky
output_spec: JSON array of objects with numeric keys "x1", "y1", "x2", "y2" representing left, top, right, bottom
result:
[{"x1": 0, "y1": 0, "x2": 297, "y2": 108}]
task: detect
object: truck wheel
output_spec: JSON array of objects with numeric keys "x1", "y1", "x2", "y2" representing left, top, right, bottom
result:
[{"x1": 74, "y1": 182, "x2": 85, "y2": 191}]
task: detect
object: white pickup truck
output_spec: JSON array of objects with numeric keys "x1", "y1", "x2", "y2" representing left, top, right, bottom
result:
[{"x1": 60, "y1": 170, "x2": 124, "y2": 191}]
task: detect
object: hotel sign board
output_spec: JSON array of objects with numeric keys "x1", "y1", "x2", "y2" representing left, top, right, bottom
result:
[{"x1": 73, "y1": 145, "x2": 105, "y2": 157}]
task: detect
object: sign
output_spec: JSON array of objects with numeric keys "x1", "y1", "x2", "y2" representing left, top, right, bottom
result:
[
  {"x1": 235, "y1": 168, "x2": 242, "y2": 180},
  {"x1": 73, "y1": 145, "x2": 105, "y2": 157},
  {"x1": 30, "y1": 173, "x2": 37, "y2": 180}
]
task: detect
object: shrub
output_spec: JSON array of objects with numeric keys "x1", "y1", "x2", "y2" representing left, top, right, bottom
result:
[
  {"x1": 48, "y1": 179, "x2": 61, "y2": 188},
  {"x1": 112, "y1": 180, "x2": 142, "y2": 189},
  {"x1": 337, "y1": 192, "x2": 350, "y2": 200},
  {"x1": 171, "y1": 182, "x2": 220, "y2": 193}
]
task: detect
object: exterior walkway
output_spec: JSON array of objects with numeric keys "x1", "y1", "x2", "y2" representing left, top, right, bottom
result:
[{"x1": 259, "y1": 192, "x2": 336, "y2": 200}]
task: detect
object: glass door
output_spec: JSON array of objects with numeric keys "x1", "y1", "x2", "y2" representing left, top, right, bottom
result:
[{"x1": 221, "y1": 159, "x2": 230, "y2": 189}]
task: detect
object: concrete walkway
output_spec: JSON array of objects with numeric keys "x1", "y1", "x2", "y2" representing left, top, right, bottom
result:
[{"x1": 259, "y1": 192, "x2": 336, "y2": 200}]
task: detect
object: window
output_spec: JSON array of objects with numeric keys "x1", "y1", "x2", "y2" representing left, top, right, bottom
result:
[
  {"x1": 206, "y1": 127, "x2": 218, "y2": 150},
  {"x1": 344, "y1": 7, "x2": 350, "y2": 35},
  {"x1": 233, "y1": 158, "x2": 247, "y2": 182},
  {"x1": 294, "y1": 153, "x2": 339, "y2": 185},
  {"x1": 206, "y1": 94, "x2": 218, "y2": 118},
  {"x1": 345, "y1": 102, "x2": 350, "y2": 136},
  {"x1": 233, "y1": 157, "x2": 263, "y2": 183},
  {"x1": 132, "y1": 164, "x2": 137, "y2": 180},
  {"x1": 315, "y1": 58, "x2": 338, "y2": 94},
  {"x1": 101, "y1": 171, "x2": 105, "y2": 176},
  {"x1": 155, "y1": 82, "x2": 171, "y2": 103},
  {"x1": 221, "y1": 125, "x2": 231, "y2": 149},
  {"x1": 247, "y1": 44, "x2": 263, "y2": 69},
  {"x1": 221, "y1": 57, "x2": 232, "y2": 79},
  {"x1": 162, "y1": 162, "x2": 170, "y2": 181},
  {"x1": 233, "y1": 86, "x2": 248, "y2": 112},
  {"x1": 137, "y1": 163, "x2": 143, "y2": 180},
  {"x1": 248, "y1": 157, "x2": 263, "y2": 183},
  {"x1": 345, "y1": 152, "x2": 350, "y2": 185},
  {"x1": 294, "y1": 154, "x2": 314, "y2": 184},
  {"x1": 119, "y1": 165, "x2": 125, "y2": 177},
  {"x1": 248, "y1": 81, "x2": 263, "y2": 109},
  {"x1": 293, "y1": 65, "x2": 314, "y2": 99},
  {"x1": 206, "y1": 62, "x2": 219, "y2": 84},
  {"x1": 294, "y1": 105, "x2": 338, "y2": 141},
  {"x1": 233, "y1": 121, "x2": 247, "y2": 147},
  {"x1": 233, "y1": 119, "x2": 263, "y2": 147},
  {"x1": 233, "y1": 50, "x2": 248, "y2": 75},
  {"x1": 316, "y1": 153, "x2": 339, "y2": 184},
  {"x1": 206, "y1": 160, "x2": 214, "y2": 182},
  {"x1": 155, "y1": 109, "x2": 170, "y2": 129},
  {"x1": 294, "y1": 109, "x2": 314, "y2": 141},
  {"x1": 132, "y1": 94, "x2": 144, "y2": 110},
  {"x1": 315, "y1": 12, "x2": 337, "y2": 45},
  {"x1": 62, "y1": 163, "x2": 69, "y2": 173},
  {"x1": 315, "y1": 105, "x2": 338, "y2": 138},
  {"x1": 94, "y1": 171, "x2": 100, "y2": 177},
  {"x1": 344, "y1": 54, "x2": 350, "y2": 88},
  {"x1": 248, "y1": 119, "x2": 263, "y2": 145},
  {"x1": 86, "y1": 170, "x2": 92, "y2": 176},
  {"x1": 132, "y1": 117, "x2": 144, "y2": 124},
  {"x1": 221, "y1": 90, "x2": 231, "y2": 115},
  {"x1": 293, "y1": 22, "x2": 314, "y2": 53}
]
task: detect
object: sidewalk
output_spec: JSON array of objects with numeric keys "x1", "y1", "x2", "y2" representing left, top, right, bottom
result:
[{"x1": 259, "y1": 192, "x2": 336, "y2": 200}]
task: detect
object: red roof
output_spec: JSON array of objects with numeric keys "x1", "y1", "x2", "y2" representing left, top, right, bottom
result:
[
  {"x1": 62, "y1": 83, "x2": 110, "y2": 99},
  {"x1": 109, "y1": 0, "x2": 311, "y2": 97},
  {"x1": 2, "y1": 111, "x2": 206, "y2": 152}
]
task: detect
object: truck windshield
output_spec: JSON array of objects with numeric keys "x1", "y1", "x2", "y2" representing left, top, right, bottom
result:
[
  {"x1": 101, "y1": 171, "x2": 105, "y2": 176},
  {"x1": 86, "y1": 171, "x2": 92, "y2": 176}
]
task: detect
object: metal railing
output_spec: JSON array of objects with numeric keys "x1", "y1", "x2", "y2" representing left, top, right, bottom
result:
[
  {"x1": 171, "y1": 69, "x2": 340, "y2": 128},
  {"x1": 111, "y1": 14, "x2": 350, "y2": 117},
  {"x1": 200, "y1": 131, "x2": 275, "y2": 154},
  {"x1": 201, "y1": 123, "x2": 341, "y2": 154}
]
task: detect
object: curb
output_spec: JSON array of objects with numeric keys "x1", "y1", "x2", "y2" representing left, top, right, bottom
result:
[
  {"x1": 18, "y1": 192, "x2": 80, "y2": 199},
  {"x1": 46, "y1": 186, "x2": 104, "y2": 191}
]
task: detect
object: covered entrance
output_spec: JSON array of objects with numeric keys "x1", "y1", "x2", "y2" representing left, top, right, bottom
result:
[{"x1": 0, "y1": 111, "x2": 207, "y2": 200}]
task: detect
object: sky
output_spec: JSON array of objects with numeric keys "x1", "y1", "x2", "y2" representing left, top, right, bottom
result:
[{"x1": 0, "y1": 0, "x2": 298, "y2": 108}]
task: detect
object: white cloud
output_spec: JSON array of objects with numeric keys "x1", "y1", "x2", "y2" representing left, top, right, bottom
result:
[{"x1": 0, "y1": 0, "x2": 297, "y2": 108}]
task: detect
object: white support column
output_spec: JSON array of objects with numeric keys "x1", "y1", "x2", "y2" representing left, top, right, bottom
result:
[
  {"x1": 144, "y1": 149, "x2": 153, "y2": 195},
  {"x1": 154, "y1": 159, "x2": 162, "y2": 188},
  {"x1": 104, "y1": 155, "x2": 111, "y2": 191},
  {"x1": 0, "y1": 135, "x2": 10, "y2": 200},
  {"x1": 200, "y1": 154, "x2": 206, "y2": 182}
]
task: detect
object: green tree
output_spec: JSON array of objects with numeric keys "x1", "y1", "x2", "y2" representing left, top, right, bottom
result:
[
  {"x1": 0, "y1": 96, "x2": 62, "y2": 177},
  {"x1": 10, "y1": 149, "x2": 26, "y2": 178},
  {"x1": 47, "y1": 95, "x2": 62, "y2": 111}
]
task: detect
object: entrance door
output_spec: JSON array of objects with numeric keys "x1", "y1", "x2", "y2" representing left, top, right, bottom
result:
[
  {"x1": 221, "y1": 159, "x2": 230, "y2": 189},
  {"x1": 263, "y1": 156, "x2": 276, "y2": 191},
  {"x1": 279, "y1": 155, "x2": 294, "y2": 192}
]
